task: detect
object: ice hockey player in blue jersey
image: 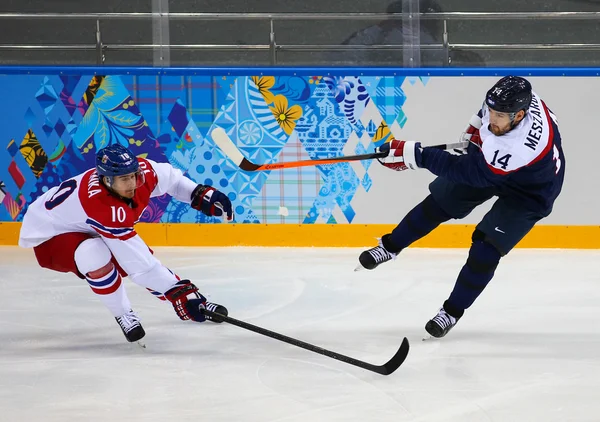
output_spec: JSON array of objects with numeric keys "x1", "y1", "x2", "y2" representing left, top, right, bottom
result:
[{"x1": 357, "y1": 76, "x2": 566, "y2": 338}]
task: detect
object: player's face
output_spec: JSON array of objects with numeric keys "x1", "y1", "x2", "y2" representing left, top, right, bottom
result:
[
  {"x1": 488, "y1": 108, "x2": 513, "y2": 136},
  {"x1": 488, "y1": 108, "x2": 526, "y2": 136},
  {"x1": 111, "y1": 170, "x2": 145, "y2": 199}
]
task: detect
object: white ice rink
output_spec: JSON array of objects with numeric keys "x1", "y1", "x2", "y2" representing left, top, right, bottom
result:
[{"x1": 1, "y1": 246, "x2": 599, "y2": 422}]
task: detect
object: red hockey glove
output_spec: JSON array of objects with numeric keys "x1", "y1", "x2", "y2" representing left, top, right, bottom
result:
[{"x1": 376, "y1": 139, "x2": 420, "y2": 171}]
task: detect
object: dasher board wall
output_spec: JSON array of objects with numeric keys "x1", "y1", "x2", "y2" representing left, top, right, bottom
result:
[{"x1": 0, "y1": 67, "x2": 596, "y2": 248}]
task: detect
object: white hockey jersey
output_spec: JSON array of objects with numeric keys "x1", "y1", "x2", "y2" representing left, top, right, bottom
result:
[{"x1": 19, "y1": 158, "x2": 197, "y2": 290}]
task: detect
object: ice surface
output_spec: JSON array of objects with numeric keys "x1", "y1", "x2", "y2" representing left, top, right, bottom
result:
[{"x1": 1, "y1": 246, "x2": 598, "y2": 422}]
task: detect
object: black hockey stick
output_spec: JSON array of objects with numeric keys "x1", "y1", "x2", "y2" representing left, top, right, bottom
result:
[
  {"x1": 202, "y1": 308, "x2": 410, "y2": 376},
  {"x1": 211, "y1": 127, "x2": 468, "y2": 172}
]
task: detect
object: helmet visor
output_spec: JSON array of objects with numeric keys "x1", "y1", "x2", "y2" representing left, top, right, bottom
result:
[{"x1": 110, "y1": 169, "x2": 145, "y2": 191}]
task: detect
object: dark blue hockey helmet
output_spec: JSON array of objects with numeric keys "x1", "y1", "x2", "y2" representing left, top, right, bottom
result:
[
  {"x1": 485, "y1": 76, "x2": 532, "y2": 114},
  {"x1": 96, "y1": 144, "x2": 141, "y2": 187}
]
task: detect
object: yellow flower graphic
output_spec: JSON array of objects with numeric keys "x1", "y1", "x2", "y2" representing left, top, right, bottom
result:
[
  {"x1": 269, "y1": 95, "x2": 303, "y2": 135},
  {"x1": 251, "y1": 76, "x2": 276, "y2": 104}
]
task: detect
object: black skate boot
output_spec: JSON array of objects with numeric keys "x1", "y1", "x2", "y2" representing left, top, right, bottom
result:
[
  {"x1": 425, "y1": 305, "x2": 463, "y2": 338},
  {"x1": 203, "y1": 301, "x2": 228, "y2": 323},
  {"x1": 356, "y1": 235, "x2": 398, "y2": 271},
  {"x1": 115, "y1": 309, "x2": 146, "y2": 342}
]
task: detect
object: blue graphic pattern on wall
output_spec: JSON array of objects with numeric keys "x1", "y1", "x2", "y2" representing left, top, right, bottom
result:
[{"x1": 0, "y1": 71, "x2": 427, "y2": 224}]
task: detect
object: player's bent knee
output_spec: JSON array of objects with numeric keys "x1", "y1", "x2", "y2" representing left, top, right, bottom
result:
[
  {"x1": 466, "y1": 234, "x2": 502, "y2": 273},
  {"x1": 74, "y1": 237, "x2": 113, "y2": 277},
  {"x1": 472, "y1": 229, "x2": 487, "y2": 243},
  {"x1": 87, "y1": 261, "x2": 115, "y2": 279}
]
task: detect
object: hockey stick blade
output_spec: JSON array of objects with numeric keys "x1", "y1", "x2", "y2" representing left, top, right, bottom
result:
[
  {"x1": 211, "y1": 127, "x2": 466, "y2": 172},
  {"x1": 211, "y1": 127, "x2": 247, "y2": 167},
  {"x1": 202, "y1": 308, "x2": 410, "y2": 376}
]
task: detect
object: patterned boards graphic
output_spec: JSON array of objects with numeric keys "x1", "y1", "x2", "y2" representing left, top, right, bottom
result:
[{"x1": 0, "y1": 73, "x2": 429, "y2": 224}]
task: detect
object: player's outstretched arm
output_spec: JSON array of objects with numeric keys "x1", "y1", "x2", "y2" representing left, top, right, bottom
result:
[
  {"x1": 144, "y1": 159, "x2": 233, "y2": 221},
  {"x1": 375, "y1": 138, "x2": 504, "y2": 188},
  {"x1": 420, "y1": 146, "x2": 504, "y2": 188}
]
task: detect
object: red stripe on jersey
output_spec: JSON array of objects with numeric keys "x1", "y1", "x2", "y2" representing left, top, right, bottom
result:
[
  {"x1": 526, "y1": 100, "x2": 555, "y2": 168},
  {"x1": 120, "y1": 231, "x2": 138, "y2": 241},
  {"x1": 91, "y1": 226, "x2": 138, "y2": 241},
  {"x1": 486, "y1": 162, "x2": 514, "y2": 175}
]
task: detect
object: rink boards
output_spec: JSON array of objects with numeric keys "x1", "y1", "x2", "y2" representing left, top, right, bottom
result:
[
  {"x1": 1, "y1": 222, "x2": 598, "y2": 248},
  {"x1": 0, "y1": 67, "x2": 597, "y2": 247}
]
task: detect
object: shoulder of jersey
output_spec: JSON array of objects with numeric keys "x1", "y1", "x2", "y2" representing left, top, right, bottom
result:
[
  {"x1": 137, "y1": 157, "x2": 159, "y2": 190},
  {"x1": 509, "y1": 95, "x2": 553, "y2": 159}
]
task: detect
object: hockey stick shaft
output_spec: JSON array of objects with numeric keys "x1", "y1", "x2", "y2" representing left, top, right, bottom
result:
[
  {"x1": 248, "y1": 151, "x2": 386, "y2": 171},
  {"x1": 211, "y1": 127, "x2": 466, "y2": 172},
  {"x1": 202, "y1": 308, "x2": 409, "y2": 376},
  {"x1": 248, "y1": 142, "x2": 467, "y2": 171}
]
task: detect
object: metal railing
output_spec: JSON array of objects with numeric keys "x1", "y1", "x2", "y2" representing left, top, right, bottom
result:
[
  {"x1": 0, "y1": 11, "x2": 599, "y2": 66},
  {"x1": 2, "y1": 12, "x2": 600, "y2": 20}
]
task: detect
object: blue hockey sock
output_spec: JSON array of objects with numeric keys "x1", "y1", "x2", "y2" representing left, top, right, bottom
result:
[
  {"x1": 445, "y1": 239, "x2": 502, "y2": 318},
  {"x1": 385, "y1": 195, "x2": 451, "y2": 253}
]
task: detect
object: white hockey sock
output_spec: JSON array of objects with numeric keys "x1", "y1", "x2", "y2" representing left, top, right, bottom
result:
[
  {"x1": 86, "y1": 267, "x2": 132, "y2": 317},
  {"x1": 129, "y1": 264, "x2": 181, "y2": 298}
]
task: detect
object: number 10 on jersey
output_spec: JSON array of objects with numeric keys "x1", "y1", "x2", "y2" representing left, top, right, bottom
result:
[{"x1": 111, "y1": 206, "x2": 126, "y2": 223}]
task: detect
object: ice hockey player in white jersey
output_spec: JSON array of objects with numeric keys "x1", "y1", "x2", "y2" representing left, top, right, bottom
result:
[
  {"x1": 19, "y1": 144, "x2": 233, "y2": 343},
  {"x1": 357, "y1": 76, "x2": 566, "y2": 338}
]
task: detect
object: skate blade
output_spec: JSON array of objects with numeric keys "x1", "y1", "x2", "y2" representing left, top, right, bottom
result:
[
  {"x1": 354, "y1": 264, "x2": 365, "y2": 272},
  {"x1": 422, "y1": 334, "x2": 440, "y2": 342},
  {"x1": 136, "y1": 340, "x2": 147, "y2": 349}
]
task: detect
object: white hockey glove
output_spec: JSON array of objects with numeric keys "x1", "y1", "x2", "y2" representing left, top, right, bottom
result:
[{"x1": 376, "y1": 139, "x2": 421, "y2": 171}]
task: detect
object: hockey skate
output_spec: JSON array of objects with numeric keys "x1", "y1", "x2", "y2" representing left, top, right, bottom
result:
[
  {"x1": 425, "y1": 307, "x2": 460, "y2": 338},
  {"x1": 115, "y1": 309, "x2": 146, "y2": 345},
  {"x1": 356, "y1": 237, "x2": 397, "y2": 271}
]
